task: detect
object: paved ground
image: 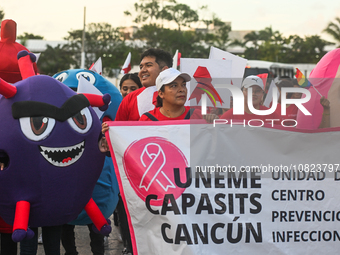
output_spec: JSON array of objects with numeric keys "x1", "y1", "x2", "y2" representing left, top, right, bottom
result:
[
  {"x1": 36, "y1": 220, "x2": 125, "y2": 255},
  {"x1": 1, "y1": 215, "x2": 126, "y2": 254}
]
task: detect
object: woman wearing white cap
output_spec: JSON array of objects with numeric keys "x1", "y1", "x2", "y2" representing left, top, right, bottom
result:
[
  {"x1": 139, "y1": 68, "x2": 202, "y2": 121},
  {"x1": 220, "y1": 75, "x2": 280, "y2": 122}
]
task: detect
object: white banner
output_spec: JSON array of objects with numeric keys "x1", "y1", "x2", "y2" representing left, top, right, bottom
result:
[
  {"x1": 107, "y1": 121, "x2": 340, "y2": 254},
  {"x1": 180, "y1": 58, "x2": 233, "y2": 108},
  {"x1": 209, "y1": 46, "x2": 247, "y2": 89}
]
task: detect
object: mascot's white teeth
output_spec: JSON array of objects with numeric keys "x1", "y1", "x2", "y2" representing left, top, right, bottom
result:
[{"x1": 39, "y1": 141, "x2": 85, "y2": 167}]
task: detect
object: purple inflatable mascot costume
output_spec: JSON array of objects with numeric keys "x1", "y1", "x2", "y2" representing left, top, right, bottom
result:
[{"x1": 0, "y1": 51, "x2": 111, "y2": 242}]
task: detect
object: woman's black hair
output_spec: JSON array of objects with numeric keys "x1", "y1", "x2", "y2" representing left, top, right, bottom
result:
[
  {"x1": 156, "y1": 86, "x2": 165, "y2": 108},
  {"x1": 119, "y1": 73, "x2": 142, "y2": 89}
]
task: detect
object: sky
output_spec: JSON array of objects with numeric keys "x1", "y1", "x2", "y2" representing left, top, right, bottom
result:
[{"x1": 1, "y1": 0, "x2": 340, "y2": 43}]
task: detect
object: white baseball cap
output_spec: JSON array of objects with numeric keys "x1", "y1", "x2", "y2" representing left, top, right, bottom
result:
[
  {"x1": 155, "y1": 68, "x2": 191, "y2": 91},
  {"x1": 241, "y1": 75, "x2": 264, "y2": 90}
]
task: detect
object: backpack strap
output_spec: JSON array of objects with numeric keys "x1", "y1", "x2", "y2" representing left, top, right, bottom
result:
[
  {"x1": 184, "y1": 108, "x2": 195, "y2": 119},
  {"x1": 142, "y1": 112, "x2": 159, "y2": 121}
]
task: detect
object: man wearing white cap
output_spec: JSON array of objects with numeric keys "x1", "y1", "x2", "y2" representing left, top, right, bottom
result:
[
  {"x1": 139, "y1": 68, "x2": 202, "y2": 121},
  {"x1": 220, "y1": 75, "x2": 280, "y2": 122}
]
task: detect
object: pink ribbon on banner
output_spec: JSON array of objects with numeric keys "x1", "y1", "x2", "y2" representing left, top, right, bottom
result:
[{"x1": 139, "y1": 143, "x2": 175, "y2": 191}]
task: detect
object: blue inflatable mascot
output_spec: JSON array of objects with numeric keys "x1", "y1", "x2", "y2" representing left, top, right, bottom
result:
[{"x1": 53, "y1": 65, "x2": 122, "y2": 226}]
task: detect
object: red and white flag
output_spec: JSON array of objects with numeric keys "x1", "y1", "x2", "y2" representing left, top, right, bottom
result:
[
  {"x1": 173, "y1": 50, "x2": 181, "y2": 70},
  {"x1": 89, "y1": 57, "x2": 102, "y2": 75},
  {"x1": 257, "y1": 73, "x2": 268, "y2": 90},
  {"x1": 121, "y1": 52, "x2": 131, "y2": 74},
  {"x1": 89, "y1": 58, "x2": 103, "y2": 75}
]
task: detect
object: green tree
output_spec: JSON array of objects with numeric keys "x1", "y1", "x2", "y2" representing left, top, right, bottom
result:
[
  {"x1": 202, "y1": 19, "x2": 212, "y2": 30},
  {"x1": 323, "y1": 17, "x2": 340, "y2": 47},
  {"x1": 253, "y1": 33, "x2": 334, "y2": 64},
  {"x1": 64, "y1": 22, "x2": 129, "y2": 77},
  {"x1": 281, "y1": 35, "x2": 304, "y2": 62},
  {"x1": 38, "y1": 44, "x2": 77, "y2": 75},
  {"x1": 284, "y1": 35, "x2": 332, "y2": 63},
  {"x1": 199, "y1": 6, "x2": 224, "y2": 30},
  {"x1": 0, "y1": 8, "x2": 4, "y2": 22},
  {"x1": 205, "y1": 23, "x2": 232, "y2": 51},
  {"x1": 133, "y1": 24, "x2": 208, "y2": 58},
  {"x1": 126, "y1": 0, "x2": 209, "y2": 58},
  {"x1": 17, "y1": 33, "x2": 44, "y2": 47},
  {"x1": 241, "y1": 27, "x2": 287, "y2": 61},
  {"x1": 17, "y1": 33, "x2": 44, "y2": 40},
  {"x1": 306, "y1": 35, "x2": 332, "y2": 61},
  {"x1": 125, "y1": 0, "x2": 162, "y2": 24},
  {"x1": 199, "y1": 5, "x2": 212, "y2": 30},
  {"x1": 200, "y1": 12, "x2": 233, "y2": 51},
  {"x1": 243, "y1": 31, "x2": 261, "y2": 59},
  {"x1": 256, "y1": 27, "x2": 284, "y2": 61},
  {"x1": 0, "y1": 7, "x2": 5, "y2": 31},
  {"x1": 161, "y1": 2, "x2": 199, "y2": 31}
]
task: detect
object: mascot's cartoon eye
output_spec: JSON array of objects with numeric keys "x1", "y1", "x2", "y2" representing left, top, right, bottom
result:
[
  {"x1": 76, "y1": 72, "x2": 96, "y2": 84},
  {"x1": 54, "y1": 72, "x2": 68, "y2": 82},
  {"x1": 67, "y1": 107, "x2": 92, "y2": 134},
  {"x1": 19, "y1": 117, "x2": 56, "y2": 141}
]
